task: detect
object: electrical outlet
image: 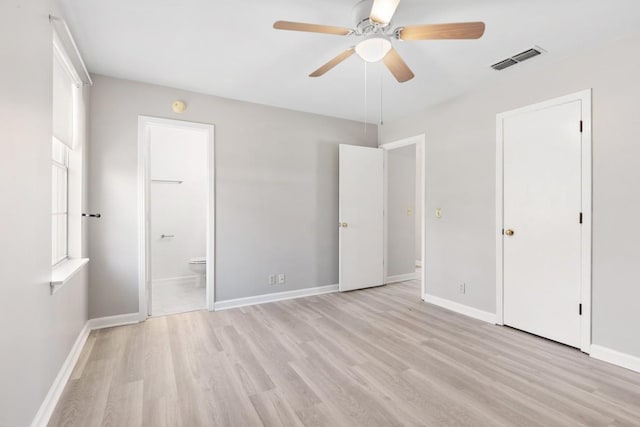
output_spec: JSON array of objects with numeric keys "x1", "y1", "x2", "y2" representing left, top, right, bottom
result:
[
  {"x1": 268, "y1": 275, "x2": 276, "y2": 285},
  {"x1": 278, "y1": 273, "x2": 286, "y2": 284},
  {"x1": 459, "y1": 283, "x2": 466, "y2": 294}
]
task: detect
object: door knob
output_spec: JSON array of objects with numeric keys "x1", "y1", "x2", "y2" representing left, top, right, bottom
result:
[{"x1": 505, "y1": 229, "x2": 515, "y2": 236}]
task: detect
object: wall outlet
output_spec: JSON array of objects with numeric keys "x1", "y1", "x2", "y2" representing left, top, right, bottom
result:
[
  {"x1": 459, "y1": 283, "x2": 466, "y2": 294},
  {"x1": 278, "y1": 273, "x2": 286, "y2": 284},
  {"x1": 268, "y1": 274, "x2": 276, "y2": 285}
]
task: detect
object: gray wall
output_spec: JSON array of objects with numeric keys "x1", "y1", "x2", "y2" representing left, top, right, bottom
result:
[
  {"x1": 0, "y1": 1, "x2": 90, "y2": 425},
  {"x1": 415, "y1": 142, "x2": 423, "y2": 262},
  {"x1": 387, "y1": 145, "x2": 417, "y2": 277},
  {"x1": 88, "y1": 75, "x2": 377, "y2": 317},
  {"x1": 379, "y1": 33, "x2": 640, "y2": 358}
]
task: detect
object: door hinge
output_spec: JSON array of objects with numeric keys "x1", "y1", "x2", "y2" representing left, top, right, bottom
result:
[
  {"x1": 579, "y1": 212, "x2": 583, "y2": 224},
  {"x1": 579, "y1": 120, "x2": 583, "y2": 133},
  {"x1": 579, "y1": 303, "x2": 582, "y2": 315}
]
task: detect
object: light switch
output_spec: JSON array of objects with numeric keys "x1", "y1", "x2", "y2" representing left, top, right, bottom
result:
[{"x1": 435, "y1": 208, "x2": 442, "y2": 218}]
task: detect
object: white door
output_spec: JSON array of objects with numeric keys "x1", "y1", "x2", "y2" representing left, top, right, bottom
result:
[
  {"x1": 339, "y1": 145, "x2": 384, "y2": 292},
  {"x1": 502, "y1": 101, "x2": 583, "y2": 347}
]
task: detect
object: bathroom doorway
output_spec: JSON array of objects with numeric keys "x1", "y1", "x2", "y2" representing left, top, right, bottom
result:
[{"x1": 138, "y1": 116, "x2": 215, "y2": 318}]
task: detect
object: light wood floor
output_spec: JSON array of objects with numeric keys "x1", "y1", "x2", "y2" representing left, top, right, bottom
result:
[{"x1": 50, "y1": 280, "x2": 640, "y2": 426}]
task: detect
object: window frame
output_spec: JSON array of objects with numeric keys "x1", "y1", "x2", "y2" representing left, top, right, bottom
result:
[{"x1": 51, "y1": 33, "x2": 81, "y2": 267}]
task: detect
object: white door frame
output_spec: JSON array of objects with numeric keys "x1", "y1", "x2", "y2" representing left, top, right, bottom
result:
[
  {"x1": 496, "y1": 89, "x2": 592, "y2": 353},
  {"x1": 380, "y1": 134, "x2": 426, "y2": 299},
  {"x1": 137, "y1": 116, "x2": 215, "y2": 320}
]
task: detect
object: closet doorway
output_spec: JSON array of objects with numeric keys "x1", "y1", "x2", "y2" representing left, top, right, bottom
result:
[{"x1": 380, "y1": 134, "x2": 426, "y2": 299}]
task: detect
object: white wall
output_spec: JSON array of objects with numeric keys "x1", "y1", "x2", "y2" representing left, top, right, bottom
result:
[
  {"x1": 386, "y1": 145, "x2": 416, "y2": 277},
  {"x1": 379, "y1": 33, "x2": 640, "y2": 359},
  {"x1": 150, "y1": 125, "x2": 208, "y2": 281},
  {"x1": 0, "y1": 1, "x2": 90, "y2": 425},
  {"x1": 88, "y1": 75, "x2": 377, "y2": 317}
]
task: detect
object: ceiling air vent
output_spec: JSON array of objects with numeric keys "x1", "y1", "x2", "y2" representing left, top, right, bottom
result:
[
  {"x1": 491, "y1": 58, "x2": 518, "y2": 71},
  {"x1": 491, "y1": 47, "x2": 544, "y2": 71}
]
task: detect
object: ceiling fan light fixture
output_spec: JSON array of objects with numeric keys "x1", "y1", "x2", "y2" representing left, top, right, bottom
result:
[
  {"x1": 355, "y1": 36, "x2": 392, "y2": 62},
  {"x1": 369, "y1": 0, "x2": 400, "y2": 25}
]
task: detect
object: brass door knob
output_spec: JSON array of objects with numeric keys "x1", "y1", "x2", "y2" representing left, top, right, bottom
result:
[{"x1": 505, "y1": 229, "x2": 515, "y2": 236}]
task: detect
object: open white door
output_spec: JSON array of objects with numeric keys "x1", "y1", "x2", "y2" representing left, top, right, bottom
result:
[{"x1": 339, "y1": 145, "x2": 384, "y2": 292}]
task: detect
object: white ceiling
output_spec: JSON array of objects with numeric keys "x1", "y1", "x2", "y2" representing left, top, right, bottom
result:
[{"x1": 61, "y1": 0, "x2": 640, "y2": 122}]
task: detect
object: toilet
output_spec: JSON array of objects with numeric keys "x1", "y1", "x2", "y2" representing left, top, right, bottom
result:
[{"x1": 188, "y1": 256, "x2": 206, "y2": 288}]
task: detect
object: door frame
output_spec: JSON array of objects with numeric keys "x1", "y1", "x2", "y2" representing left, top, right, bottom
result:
[
  {"x1": 495, "y1": 89, "x2": 592, "y2": 353},
  {"x1": 380, "y1": 134, "x2": 426, "y2": 300},
  {"x1": 137, "y1": 116, "x2": 215, "y2": 320}
]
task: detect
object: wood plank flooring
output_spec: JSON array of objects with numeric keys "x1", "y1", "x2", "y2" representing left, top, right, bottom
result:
[{"x1": 49, "y1": 280, "x2": 640, "y2": 426}]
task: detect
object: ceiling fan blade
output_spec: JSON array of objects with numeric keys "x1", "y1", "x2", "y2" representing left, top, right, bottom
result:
[
  {"x1": 309, "y1": 48, "x2": 356, "y2": 77},
  {"x1": 273, "y1": 21, "x2": 352, "y2": 36},
  {"x1": 399, "y1": 22, "x2": 486, "y2": 41},
  {"x1": 370, "y1": 0, "x2": 401, "y2": 25},
  {"x1": 383, "y1": 48, "x2": 414, "y2": 83}
]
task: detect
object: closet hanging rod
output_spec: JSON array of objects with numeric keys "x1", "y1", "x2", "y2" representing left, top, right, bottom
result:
[{"x1": 151, "y1": 179, "x2": 183, "y2": 184}]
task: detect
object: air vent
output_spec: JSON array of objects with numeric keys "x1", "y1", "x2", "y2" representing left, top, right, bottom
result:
[
  {"x1": 491, "y1": 47, "x2": 544, "y2": 71},
  {"x1": 491, "y1": 58, "x2": 518, "y2": 71},
  {"x1": 512, "y1": 48, "x2": 541, "y2": 62}
]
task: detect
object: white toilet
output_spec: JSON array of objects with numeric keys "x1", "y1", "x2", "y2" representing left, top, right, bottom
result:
[{"x1": 188, "y1": 256, "x2": 206, "y2": 288}]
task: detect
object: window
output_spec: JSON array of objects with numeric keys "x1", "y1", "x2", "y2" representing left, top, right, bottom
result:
[
  {"x1": 52, "y1": 139, "x2": 69, "y2": 264},
  {"x1": 52, "y1": 34, "x2": 79, "y2": 266}
]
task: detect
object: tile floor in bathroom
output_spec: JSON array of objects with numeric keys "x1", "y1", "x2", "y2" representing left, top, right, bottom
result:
[{"x1": 151, "y1": 277, "x2": 206, "y2": 316}]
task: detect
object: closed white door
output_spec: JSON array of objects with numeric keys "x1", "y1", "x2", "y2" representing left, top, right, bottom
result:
[
  {"x1": 502, "y1": 101, "x2": 582, "y2": 348},
  {"x1": 339, "y1": 145, "x2": 384, "y2": 292}
]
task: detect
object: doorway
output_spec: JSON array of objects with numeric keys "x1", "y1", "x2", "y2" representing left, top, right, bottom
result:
[
  {"x1": 381, "y1": 135, "x2": 426, "y2": 299},
  {"x1": 496, "y1": 90, "x2": 592, "y2": 352},
  {"x1": 138, "y1": 116, "x2": 215, "y2": 319}
]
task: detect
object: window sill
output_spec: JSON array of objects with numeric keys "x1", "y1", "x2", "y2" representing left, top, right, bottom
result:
[{"x1": 50, "y1": 258, "x2": 89, "y2": 295}]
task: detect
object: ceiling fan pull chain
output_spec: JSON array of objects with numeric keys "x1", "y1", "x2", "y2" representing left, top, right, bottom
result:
[
  {"x1": 364, "y1": 60, "x2": 368, "y2": 134},
  {"x1": 380, "y1": 68, "x2": 384, "y2": 126}
]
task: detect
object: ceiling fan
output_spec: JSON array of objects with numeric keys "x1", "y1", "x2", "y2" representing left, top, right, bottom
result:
[{"x1": 273, "y1": 0, "x2": 485, "y2": 83}]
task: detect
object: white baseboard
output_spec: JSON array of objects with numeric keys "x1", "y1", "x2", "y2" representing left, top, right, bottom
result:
[
  {"x1": 214, "y1": 284, "x2": 338, "y2": 311},
  {"x1": 423, "y1": 293, "x2": 497, "y2": 324},
  {"x1": 385, "y1": 273, "x2": 419, "y2": 284},
  {"x1": 30, "y1": 323, "x2": 91, "y2": 427},
  {"x1": 87, "y1": 312, "x2": 140, "y2": 330},
  {"x1": 590, "y1": 345, "x2": 640, "y2": 373},
  {"x1": 422, "y1": 296, "x2": 640, "y2": 374},
  {"x1": 32, "y1": 313, "x2": 141, "y2": 426}
]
